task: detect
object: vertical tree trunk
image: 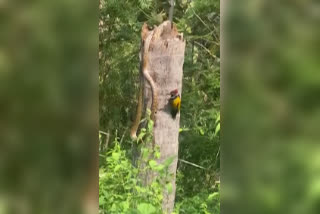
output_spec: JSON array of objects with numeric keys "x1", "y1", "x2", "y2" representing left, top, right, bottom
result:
[{"x1": 142, "y1": 21, "x2": 185, "y2": 213}]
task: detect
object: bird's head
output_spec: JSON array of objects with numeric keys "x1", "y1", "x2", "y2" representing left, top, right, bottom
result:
[{"x1": 170, "y1": 89, "x2": 179, "y2": 96}]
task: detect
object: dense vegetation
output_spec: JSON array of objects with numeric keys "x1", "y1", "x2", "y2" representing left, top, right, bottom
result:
[{"x1": 99, "y1": 0, "x2": 220, "y2": 213}]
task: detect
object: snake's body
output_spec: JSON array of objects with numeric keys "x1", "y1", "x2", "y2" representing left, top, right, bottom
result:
[{"x1": 130, "y1": 24, "x2": 158, "y2": 139}]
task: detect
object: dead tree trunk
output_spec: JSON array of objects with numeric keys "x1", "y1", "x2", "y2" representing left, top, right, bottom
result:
[{"x1": 141, "y1": 21, "x2": 185, "y2": 213}]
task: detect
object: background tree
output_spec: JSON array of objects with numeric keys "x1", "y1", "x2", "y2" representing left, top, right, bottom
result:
[{"x1": 0, "y1": 0, "x2": 98, "y2": 213}]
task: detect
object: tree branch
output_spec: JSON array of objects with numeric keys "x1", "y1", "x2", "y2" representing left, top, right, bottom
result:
[
  {"x1": 179, "y1": 159, "x2": 206, "y2": 170},
  {"x1": 99, "y1": 130, "x2": 110, "y2": 150},
  {"x1": 194, "y1": 41, "x2": 217, "y2": 60}
]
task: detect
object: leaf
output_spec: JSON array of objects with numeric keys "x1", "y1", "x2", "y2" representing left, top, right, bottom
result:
[
  {"x1": 127, "y1": 209, "x2": 140, "y2": 214},
  {"x1": 99, "y1": 196, "x2": 105, "y2": 205},
  {"x1": 166, "y1": 182, "x2": 173, "y2": 194},
  {"x1": 216, "y1": 113, "x2": 220, "y2": 123},
  {"x1": 214, "y1": 123, "x2": 220, "y2": 136},
  {"x1": 163, "y1": 156, "x2": 176, "y2": 168},
  {"x1": 137, "y1": 128, "x2": 146, "y2": 141},
  {"x1": 99, "y1": 168, "x2": 107, "y2": 178},
  {"x1": 179, "y1": 127, "x2": 190, "y2": 133},
  {"x1": 137, "y1": 131, "x2": 146, "y2": 141},
  {"x1": 112, "y1": 152, "x2": 120, "y2": 161},
  {"x1": 142, "y1": 148, "x2": 150, "y2": 160},
  {"x1": 186, "y1": 26, "x2": 192, "y2": 33},
  {"x1": 155, "y1": 164, "x2": 164, "y2": 172},
  {"x1": 121, "y1": 201, "x2": 129, "y2": 211},
  {"x1": 146, "y1": 108, "x2": 151, "y2": 117},
  {"x1": 149, "y1": 160, "x2": 157, "y2": 169},
  {"x1": 137, "y1": 203, "x2": 156, "y2": 214},
  {"x1": 154, "y1": 150, "x2": 161, "y2": 159},
  {"x1": 136, "y1": 186, "x2": 147, "y2": 193},
  {"x1": 147, "y1": 120, "x2": 154, "y2": 132},
  {"x1": 208, "y1": 192, "x2": 219, "y2": 201},
  {"x1": 200, "y1": 129, "x2": 204, "y2": 135},
  {"x1": 114, "y1": 165, "x2": 121, "y2": 172},
  {"x1": 138, "y1": 0, "x2": 152, "y2": 10}
]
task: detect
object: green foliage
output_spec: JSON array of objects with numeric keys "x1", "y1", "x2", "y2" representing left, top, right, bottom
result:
[
  {"x1": 223, "y1": 1, "x2": 320, "y2": 214},
  {"x1": 176, "y1": 0, "x2": 220, "y2": 201},
  {"x1": 1, "y1": 0, "x2": 97, "y2": 213},
  {"x1": 99, "y1": 137, "x2": 161, "y2": 213},
  {"x1": 174, "y1": 188, "x2": 220, "y2": 214},
  {"x1": 138, "y1": 0, "x2": 153, "y2": 10},
  {"x1": 99, "y1": 114, "x2": 177, "y2": 213}
]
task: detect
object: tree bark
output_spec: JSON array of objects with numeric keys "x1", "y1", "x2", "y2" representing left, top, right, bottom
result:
[{"x1": 142, "y1": 21, "x2": 185, "y2": 213}]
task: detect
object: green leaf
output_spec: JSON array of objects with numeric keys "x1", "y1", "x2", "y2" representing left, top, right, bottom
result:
[
  {"x1": 147, "y1": 119, "x2": 154, "y2": 132},
  {"x1": 208, "y1": 192, "x2": 219, "y2": 201},
  {"x1": 155, "y1": 164, "x2": 165, "y2": 172},
  {"x1": 99, "y1": 196, "x2": 105, "y2": 205},
  {"x1": 149, "y1": 160, "x2": 157, "y2": 169},
  {"x1": 154, "y1": 150, "x2": 161, "y2": 159},
  {"x1": 127, "y1": 209, "x2": 140, "y2": 214},
  {"x1": 136, "y1": 186, "x2": 147, "y2": 193},
  {"x1": 166, "y1": 182, "x2": 173, "y2": 194},
  {"x1": 163, "y1": 156, "x2": 176, "y2": 168},
  {"x1": 112, "y1": 152, "x2": 120, "y2": 161},
  {"x1": 214, "y1": 123, "x2": 220, "y2": 136},
  {"x1": 146, "y1": 108, "x2": 151, "y2": 117},
  {"x1": 179, "y1": 127, "x2": 190, "y2": 133},
  {"x1": 138, "y1": 0, "x2": 152, "y2": 10},
  {"x1": 121, "y1": 201, "x2": 129, "y2": 211},
  {"x1": 137, "y1": 203, "x2": 156, "y2": 214},
  {"x1": 142, "y1": 148, "x2": 150, "y2": 160},
  {"x1": 137, "y1": 131, "x2": 146, "y2": 141},
  {"x1": 216, "y1": 113, "x2": 220, "y2": 123},
  {"x1": 200, "y1": 128, "x2": 205, "y2": 135},
  {"x1": 99, "y1": 169, "x2": 106, "y2": 178},
  {"x1": 114, "y1": 165, "x2": 121, "y2": 172}
]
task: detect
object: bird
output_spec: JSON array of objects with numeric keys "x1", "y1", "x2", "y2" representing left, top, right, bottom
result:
[{"x1": 169, "y1": 89, "x2": 181, "y2": 119}]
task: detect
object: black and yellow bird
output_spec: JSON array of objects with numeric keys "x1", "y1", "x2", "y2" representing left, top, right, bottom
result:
[{"x1": 169, "y1": 89, "x2": 181, "y2": 119}]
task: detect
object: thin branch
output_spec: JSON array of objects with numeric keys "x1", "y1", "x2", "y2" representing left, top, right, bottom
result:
[
  {"x1": 190, "y1": 7, "x2": 212, "y2": 32},
  {"x1": 99, "y1": 130, "x2": 110, "y2": 151},
  {"x1": 99, "y1": 130, "x2": 109, "y2": 135},
  {"x1": 119, "y1": 128, "x2": 127, "y2": 145},
  {"x1": 179, "y1": 159, "x2": 206, "y2": 170},
  {"x1": 215, "y1": 146, "x2": 220, "y2": 166},
  {"x1": 138, "y1": 7, "x2": 152, "y2": 19},
  {"x1": 194, "y1": 41, "x2": 217, "y2": 60},
  {"x1": 190, "y1": 39, "x2": 220, "y2": 46},
  {"x1": 105, "y1": 134, "x2": 110, "y2": 150},
  {"x1": 189, "y1": 6, "x2": 219, "y2": 41},
  {"x1": 191, "y1": 41, "x2": 194, "y2": 65},
  {"x1": 186, "y1": 34, "x2": 220, "y2": 46}
]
